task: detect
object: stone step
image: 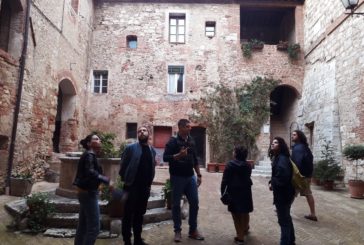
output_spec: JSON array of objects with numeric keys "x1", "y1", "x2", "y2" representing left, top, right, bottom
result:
[
  {"x1": 43, "y1": 228, "x2": 118, "y2": 238},
  {"x1": 46, "y1": 207, "x2": 172, "y2": 229},
  {"x1": 5, "y1": 188, "x2": 165, "y2": 218}
]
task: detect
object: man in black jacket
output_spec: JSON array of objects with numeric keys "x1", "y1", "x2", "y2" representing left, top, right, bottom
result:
[
  {"x1": 163, "y1": 119, "x2": 204, "y2": 243},
  {"x1": 119, "y1": 126, "x2": 156, "y2": 245},
  {"x1": 291, "y1": 130, "x2": 318, "y2": 221}
]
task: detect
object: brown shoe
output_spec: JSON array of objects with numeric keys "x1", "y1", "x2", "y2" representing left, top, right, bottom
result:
[
  {"x1": 174, "y1": 231, "x2": 182, "y2": 243},
  {"x1": 188, "y1": 230, "x2": 205, "y2": 240}
]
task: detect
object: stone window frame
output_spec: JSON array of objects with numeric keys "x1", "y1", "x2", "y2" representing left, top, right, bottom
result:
[
  {"x1": 126, "y1": 35, "x2": 137, "y2": 49},
  {"x1": 167, "y1": 65, "x2": 185, "y2": 94},
  {"x1": 169, "y1": 13, "x2": 186, "y2": 44},
  {"x1": 92, "y1": 70, "x2": 108, "y2": 94},
  {"x1": 205, "y1": 21, "x2": 216, "y2": 38}
]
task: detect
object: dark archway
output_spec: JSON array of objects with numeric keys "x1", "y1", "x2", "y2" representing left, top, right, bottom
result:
[
  {"x1": 52, "y1": 79, "x2": 77, "y2": 153},
  {"x1": 270, "y1": 85, "x2": 299, "y2": 144}
]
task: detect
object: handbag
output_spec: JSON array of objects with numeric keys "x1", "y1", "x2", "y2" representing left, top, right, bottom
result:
[
  {"x1": 220, "y1": 185, "x2": 232, "y2": 205},
  {"x1": 290, "y1": 158, "x2": 309, "y2": 193}
]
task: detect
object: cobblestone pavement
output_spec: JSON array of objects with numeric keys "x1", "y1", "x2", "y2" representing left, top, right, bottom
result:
[{"x1": 1, "y1": 167, "x2": 364, "y2": 245}]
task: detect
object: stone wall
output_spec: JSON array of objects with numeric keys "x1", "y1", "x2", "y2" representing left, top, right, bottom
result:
[
  {"x1": 302, "y1": 1, "x2": 364, "y2": 180},
  {"x1": 0, "y1": 0, "x2": 94, "y2": 189},
  {"x1": 88, "y1": 1, "x2": 304, "y2": 161}
]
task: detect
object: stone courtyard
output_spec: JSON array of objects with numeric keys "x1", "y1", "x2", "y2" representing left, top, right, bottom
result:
[{"x1": 1, "y1": 167, "x2": 363, "y2": 245}]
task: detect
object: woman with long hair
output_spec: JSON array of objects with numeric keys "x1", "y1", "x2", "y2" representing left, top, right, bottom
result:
[
  {"x1": 73, "y1": 134, "x2": 110, "y2": 245},
  {"x1": 268, "y1": 137, "x2": 296, "y2": 245},
  {"x1": 221, "y1": 145, "x2": 253, "y2": 245}
]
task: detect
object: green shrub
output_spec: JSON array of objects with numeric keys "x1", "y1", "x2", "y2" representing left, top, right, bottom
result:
[
  {"x1": 26, "y1": 193, "x2": 55, "y2": 233},
  {"x1": 287, "y1": 43, "x2": 300, "y2": 60},
  {"x1": 343, "y1": 144, "x2": 364, "y2": 180},
  {"x1": 91, "y1": 131, "x2": 119, "y2": 158},
  {"x1": 313, "y1": 140, "x2": 342, "y2": 181}
]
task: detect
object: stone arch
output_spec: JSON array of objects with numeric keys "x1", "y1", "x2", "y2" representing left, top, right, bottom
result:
[
  {"x1": 52, "y1": 79, "x2": 78, "y2": 153},
  {"x1": 270, "y1": 84, "x2": 300, "y2": 146}
]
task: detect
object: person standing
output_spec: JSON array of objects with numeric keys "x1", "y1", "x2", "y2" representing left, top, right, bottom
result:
[
  {"x1": 221, "y1": 145, "x2": 253, "y2": 245},
  {"x1": 269, "y1": 137, "x2": 296, "y2": 245},
  {"x1": 163, "y1": 119, "x2": 204, "y2": 243},
  {"x1": 291, "y1": 130, "x2": 317, "y2": 221},
  {"x1": 119, "y1": 126, "x2": 156, "y2": 245},
  {"x1": 73, "y1": 134, "x2": 110, "y2": 245}
]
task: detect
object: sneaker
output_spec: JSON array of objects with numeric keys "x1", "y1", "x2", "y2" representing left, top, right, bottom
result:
[
  {"x1": 174, "y1": 231, "x2": 182, "y2": 243},
  {"x1": 188, "y1": 230, "x2": 205, "y2": 240}
]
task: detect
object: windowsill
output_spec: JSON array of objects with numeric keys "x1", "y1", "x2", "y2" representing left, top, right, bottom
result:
[
  {"x1": 165, "y1": 93, "x2": 186, "y2": 101},
  {"x1": 0, "y1": 49, "x2": 18, "y2": 66}
]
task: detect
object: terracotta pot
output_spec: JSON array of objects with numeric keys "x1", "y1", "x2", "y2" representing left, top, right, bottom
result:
[
  {"x1": 246, "y1": 160, "x2": 255, "y2": 169},
  {"x1": 218, "y1": 163, "x2": 226, "y2": 173},
  {"x1": 207, "y1": 163, "x2": 218, "y2": 172},
  {"x1": 10, "y1": 177, "x2": 33, "y2": 197},
  {"x1": 323, "y1": 180, "x2": 334, "y2": 190},
  {"x1": 311, "y1": 177, "x2": 322, "y2": 186},
  {"x1": 252, "y1": 44, "x2": 264, "y2": 50},
  {"x1": 348, "y1": 180, "x2": 364, "y2": 199}
]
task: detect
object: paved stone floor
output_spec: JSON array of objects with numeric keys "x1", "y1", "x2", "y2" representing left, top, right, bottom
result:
[{"x1": 1, "y1": 167, "x2": 364, "y2": 245}]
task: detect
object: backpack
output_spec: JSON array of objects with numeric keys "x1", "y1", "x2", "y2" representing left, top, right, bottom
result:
[{"x1": 290, "y1": 158, "x2": 309, "y2": 194}]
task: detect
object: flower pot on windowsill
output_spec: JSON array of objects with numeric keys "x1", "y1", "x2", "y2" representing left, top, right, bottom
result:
[
  {"x1": 252, "y1": 44, "x2": 264, "y2": 50},
  {"x1": 277, "y1": 41, "x2": 288, "y2": 50}
]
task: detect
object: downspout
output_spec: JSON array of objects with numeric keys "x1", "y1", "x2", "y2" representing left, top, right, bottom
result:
[{"x1": 6, "y1": 0, "x2": 31, "y2": 193}]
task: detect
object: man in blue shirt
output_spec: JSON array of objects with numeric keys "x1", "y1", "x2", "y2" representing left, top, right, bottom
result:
[{"x1": 163, "y1": 119, "x2": 204, "y2": 242}]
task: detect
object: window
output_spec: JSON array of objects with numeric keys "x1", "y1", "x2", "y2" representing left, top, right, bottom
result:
[
  {"x1": 93, "y1": 70, "x2": 108, "y2": 94},
  {"x1": 205, "y1": 21, "x2": 216, "y2": 37},
  {"x1": 168, "y1": 66, "x2": 184, "y2": 94},
  {"x1": 0, "y1": 0, "x2": 11, "y2": 51},
  {"x1": 71, "y1": 0, "x2": 79, "y2": 13},
  {"x1": 126, "y1": 123, "x2": 137, "y2": 139},
  {"x1": 169, "y1": 13, "x2": 185, "y2": 43},
  {"x1": 127, "y1": 35, "x2": 137, "y2": 49}
]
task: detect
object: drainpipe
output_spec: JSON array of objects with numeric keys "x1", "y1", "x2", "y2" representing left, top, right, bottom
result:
[{"x1": 6, "y1": 0, "x2": 31, "y2": 193}]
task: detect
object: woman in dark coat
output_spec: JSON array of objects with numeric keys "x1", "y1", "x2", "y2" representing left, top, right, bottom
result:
[
  {"x1": 268, "y1": 137, "x2": 296, "y2": 245},
  {"x1": 221, "y1": 145, "x2": 253, "y2": 245},
  {"x1": 73, "y1": 134, "x2": 110, "y2": 245}
]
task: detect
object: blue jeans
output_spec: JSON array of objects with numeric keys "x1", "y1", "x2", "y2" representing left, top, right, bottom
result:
[
  {"x1": 75, "y1": 190, "x2": 100, "y2": 245},
  {"x1": 170, "y1": 175, "x2": 199, "y2": 233},
  {"x1": 275, "y1": 202, "x2": 295, "y2": 245}
]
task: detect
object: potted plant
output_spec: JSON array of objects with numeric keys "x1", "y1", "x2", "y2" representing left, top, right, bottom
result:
[
  {"x1": 26, "y1": 192, "x2": 55, "y2": 233},
  {"x1": 287, "y1": 43, "x2": 300, "y2": 60},
  {"x1": 163, "y1": 178, "x2": 172, "y2": 209},
  {"x1": 313, "y1": 140, "x2": 342, "y2": 190},
  {"x1": 241, "y1": 39, "x2": 264, "y2": 58},
  {"x1": 277, "y1": 41, "x2": 288, "y2": 50},
  {"x1": 343, "y1": 144, "x2": 364, "y2": 199},
  {"x1": 191, "y1": 77, "x2": 278, "y2": 169},
  {"x1": 250, "y1": 39, "x2": 264, "y2": 50},
  {"x1": 10, "y1": 166, "x2": 34, "y2": 197}
]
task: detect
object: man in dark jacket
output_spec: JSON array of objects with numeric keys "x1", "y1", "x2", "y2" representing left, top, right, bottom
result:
[
  {"x1": 163, "y1": 119, "x2": 204, "y2": 243},
  {"x1": 119, "y1": 126, "x2": 156, "y2": 245},
  {"x1": 291, "y1": 130, "x2": 318, "y2": 221}
]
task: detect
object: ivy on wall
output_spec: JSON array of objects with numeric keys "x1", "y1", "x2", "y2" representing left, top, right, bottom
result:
[{"x1": 191, "y1": 77, "x2": 279, "y2": 162}]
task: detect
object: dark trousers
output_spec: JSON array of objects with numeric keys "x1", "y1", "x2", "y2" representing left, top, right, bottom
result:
[
  {"x1": 75, "y1": 190, "x2": 100, "y2": 245},
  {"x1": 122, "y1": 186, "x2": 150, "y2": 243},
  {"x1": 275, "y1": 202, "x2": 295, "y2": 245}
]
